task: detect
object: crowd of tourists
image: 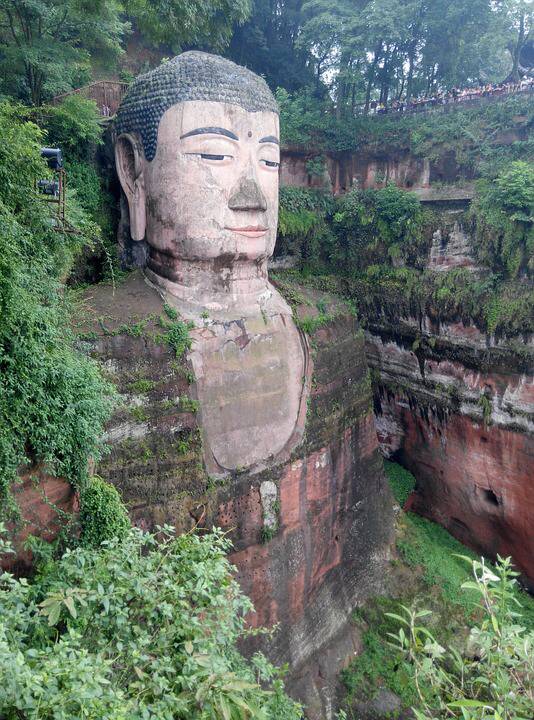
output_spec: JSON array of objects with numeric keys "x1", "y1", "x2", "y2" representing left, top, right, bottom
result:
[{"x1": 368, "y1": 76, "x2": 534, "y2": 116}]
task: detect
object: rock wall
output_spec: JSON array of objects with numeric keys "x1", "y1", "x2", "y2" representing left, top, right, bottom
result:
[
  {"x1": 280, "y1": 147, "x2": 475, "y2": 194},
  {"x1": 280, "y1": 108, "x2": 528, "y2": 195},
  {"x1": 76, "y1": 271, "x2": 393, "y2": 718},
  {"x1": 364, "y1": 212, "x2": 534, "y2": 590},
  {"x1": 4, "y1": 470, "x2": 76, "y2": 575}
]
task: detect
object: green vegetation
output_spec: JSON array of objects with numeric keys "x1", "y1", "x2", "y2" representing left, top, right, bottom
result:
[
  {"x1": 277, "y1": 186, "x2": 334, "y2": 267},
  {"x1": 0, "y1": 103, "x2": 113, "y2": 522},
  {"x1": 0, "y1": 3, "x2": 532, "y2": 717},
  {"x1": 278, "y1": 159, "x2": 534, "y2": 339},
  {"x1": 260, "y1": 525, "x2": 278, "y2": 544},
  {"x1": 0, "y1": 524, "x2": 302, "y2": 719},
  {"x1": 279, "y1": 86, "x2": 534, "y2": 160},
  {"x1": 337, "y1": 265, "x2": 534, "y2": 338},
  {"x1": 358, "y1": 93, "x2": 534, "y2": 169},
  {"x1": 163, "y1": 302, "x2": 180, "y2": 320},
  {"x1": 79, "y1": 476, "x2": 130, "y2": 548},
  {"x1": 390, "y1": 557, "x2": 534, "y2": 720},
  {"x1": 472, "y1": 160, "x2": 534, "y2": 277},
  {"x1": 127, "y1": 0, "x2": 251, "y2": 52},
  {"x1": 178, "y1": 396, "x2": 200, "y2": 413},
  {"x1": 130, "y1": 406, "x2": 149, "y2": 423},
  {"x1": 234, "y1": 2, "x2": 530, "y2": 116},
  {"x1": 0, "y1": 1, "x2": 251, "y2": 106},
  {"x1": 385, "y1": 460, "x2": 416, "y2": 507},
  {"x1": 296, "y1": 312, "x2": 332, "y2": 335},
  {"x1": 30, "y1": 95, "x2": 104, "y2": 155},
  {"x1": 163, "y1": 319, "x2": 194, "y2": 359},
  {"x1": 129, "y1": 378, "x2": 157, "y2": 394},
  {"x1": 14, "y1": 95, "x2": 120, "y2": 278},
  {"x1": 386, "y1": 463, "x2": 482, "y2": 608},
  {"x1": 332, "y1": 184, "x2": 427, "y2": 270},
  {"x1": 342, "y1": 463, "x2": 534, "y2": 717},
  {"x1": 0, "y1": 1, "x2": 126, "y2": 105}
]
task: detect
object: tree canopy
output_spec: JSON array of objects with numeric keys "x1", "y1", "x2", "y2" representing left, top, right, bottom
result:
[{"x1": 0, "y1": 0, "x2": 532, "y2": 107}]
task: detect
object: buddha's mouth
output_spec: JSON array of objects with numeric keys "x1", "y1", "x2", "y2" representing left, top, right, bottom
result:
[{"x1": 225, "y1": 226, "x2": 268, "y2": 238}]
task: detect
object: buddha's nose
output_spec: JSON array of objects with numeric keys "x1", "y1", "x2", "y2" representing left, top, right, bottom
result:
[{"x1": 228, "y1": 177, "x2": 267, "y2": 211}]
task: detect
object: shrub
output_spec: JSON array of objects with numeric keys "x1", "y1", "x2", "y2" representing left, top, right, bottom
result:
[
  {"x1": 164, "y1": 319, "x2": 194, "y2": 359},
  {"x1": 0, "y1": 525, "x2": 303, "y2": 719},
  {"x1": 32, "y1": 95, "x2": 104, "y2": 160},
  {"x1": 0, "y1": 101, "x2": 113, "y2": 522},
  {"x1": 333, "y1": 185, "x2": 427, "y2": 270},
  {"x1": 79, "y1": 477, "x2": 130, "y2": 547},
  {"x1": 385, "y1": 461, "x2": 416, "y2": 507},
  {"x1": 389, "y1": 556, "x2": 534, "y2": 720},
  {"x1": 276, "y1": 186, "x2": 335, "y2": 268},
  {"x1": 472, "y1": 160, "x2": 534, "y2": 278},
  {"x1": 276, "y1": 86, "x2": 328, "y2": 148}
]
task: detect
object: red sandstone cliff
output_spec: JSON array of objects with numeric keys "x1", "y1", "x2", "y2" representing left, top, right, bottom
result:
[{"x1": 364, "y1": 211, "x2": 534, "y2": 591}]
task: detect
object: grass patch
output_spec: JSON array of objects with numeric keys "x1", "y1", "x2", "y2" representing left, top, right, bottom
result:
[
  {"x1": 397, "y1": 513, "x2": 478, "y2": 610},
  {"x1": 128, "y1": 379, "x2": 156, "y2": 394},
  {"x1": 384, "y1": 460, "x2": 415, "y2": 507}
]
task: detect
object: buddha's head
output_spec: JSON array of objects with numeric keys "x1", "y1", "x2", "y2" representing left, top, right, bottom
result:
[{"x1": 114, "y1": 52, "x2": 280, "y2": 286}]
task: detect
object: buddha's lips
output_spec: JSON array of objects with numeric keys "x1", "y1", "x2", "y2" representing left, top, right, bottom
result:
[{"x1": 225, "y1": 226, "x2": 268, "y2": 238}]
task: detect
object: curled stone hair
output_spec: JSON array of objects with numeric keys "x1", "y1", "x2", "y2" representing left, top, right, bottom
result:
[{"x1": 115, "y1": 51, "x2": 278, "y2": 162}]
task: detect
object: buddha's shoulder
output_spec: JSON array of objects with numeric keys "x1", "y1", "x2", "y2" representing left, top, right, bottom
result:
[{"x1": 72, "y1": 270, "x2": 166, "y2": 338}]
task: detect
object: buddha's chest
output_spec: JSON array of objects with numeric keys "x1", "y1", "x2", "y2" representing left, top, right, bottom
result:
[{"x1": 189, "y1": 313, "x2": 309, "y2": 474}]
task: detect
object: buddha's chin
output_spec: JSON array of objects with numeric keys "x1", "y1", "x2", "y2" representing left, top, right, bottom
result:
[{"x1": 228, "y1": 236, "x2": 270, "y2": 260}]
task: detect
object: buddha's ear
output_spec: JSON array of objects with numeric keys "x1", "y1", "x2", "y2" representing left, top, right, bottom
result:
[{"x1": 115, "y1": 133, "x2": 146, "y2": 241}]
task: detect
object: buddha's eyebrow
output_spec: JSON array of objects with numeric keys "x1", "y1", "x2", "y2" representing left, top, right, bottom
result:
[
  {"x1": 180, "y1": 127, "x2": 238, "y2": 140},
  {"x1": 259, "y1": 135, "x2": 279, "y2": 145}
]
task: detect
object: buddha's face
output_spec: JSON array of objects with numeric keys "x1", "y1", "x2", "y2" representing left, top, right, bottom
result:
[{"x1": 136, "y1": 101, "x2": 280, "y2": 263}]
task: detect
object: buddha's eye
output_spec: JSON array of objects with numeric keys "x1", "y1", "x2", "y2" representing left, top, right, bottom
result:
[
  {"x1": 261, "y1": 159, "x2": 280, "y2": 168},
  {"x1": 185, "y1": 152, "x2": 232, "y2": 162}
]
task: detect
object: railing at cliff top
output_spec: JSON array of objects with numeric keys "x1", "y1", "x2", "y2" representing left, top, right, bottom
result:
[
  {"x1": 53, "y1": 78, "x2": 534, "y2": 120},
  {"x1": 354, "y1": 84, "x2": 534, "y2": 118},
  {"x1": 51, "y1": 81, "x2": 130, "y2": 117}
]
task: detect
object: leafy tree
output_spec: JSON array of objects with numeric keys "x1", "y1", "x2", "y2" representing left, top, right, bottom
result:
[
  {"x1": 0, "y1": 524, "x2": 303, "y2": 719},
  {"x1": 227, "y1": 0, "x2": 314, "y2": 92},
  {"x1": 495, "y1": 0, "x2": 534, "y2": 81},
  {"x1": 292, "y1": 0, "x2": 517, "y2": 116},
  {"x1": 276, "y1": 86, "x2": 329, "y2": 146},
  {"x1": 128, "y1": 0, "x2": 252, "y2": 53},
  {"x1": 31, "y1": 95, "x2": 104, "y2": 158},
  {"x1": 0, "y1": 0, "x2": 128, "y2": 105}
]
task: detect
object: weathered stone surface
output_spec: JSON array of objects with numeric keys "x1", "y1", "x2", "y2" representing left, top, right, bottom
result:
[
  {"x1": 259, "y1": 480, "x2": 278, "y2": 529},
  {"x1": 367, "y1": 325, "x2": 534, "y2": 589},
  {"x1": 78, "y1": 271, "x2": 394, "y2": 718},
  {"x1": 428, "y1": 214, "x2": 477, "y2": 271},
  {"x1": 115, "y1": 51, "x2": 278, "y2": 162},
  {"x1": 189, "y1": 310, "x2": 309, "y2": 474},
  {"x1": 351, "y1": 688, "x2": 408, "y2": 720},
  {"x1": 4, "y1": 470, "x2": 76, "y2": 574},
  {"x1": 114, "y1": 56, "x2": 310, "y2": 473}
]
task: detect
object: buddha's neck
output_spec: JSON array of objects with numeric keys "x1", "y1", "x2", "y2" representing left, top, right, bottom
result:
[{"x1": 144, "y1": 249, "x2": 285, "y2": 320}]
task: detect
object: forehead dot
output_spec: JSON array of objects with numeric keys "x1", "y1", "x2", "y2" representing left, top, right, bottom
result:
[{"x1": 248, "y1": 130, "x2": 252, "y2": 137}]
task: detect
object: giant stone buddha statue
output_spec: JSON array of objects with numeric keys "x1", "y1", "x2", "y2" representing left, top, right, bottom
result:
[{"x1": 114, "y1": 52, "x2": 309, "y2": 475}]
